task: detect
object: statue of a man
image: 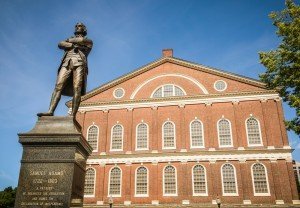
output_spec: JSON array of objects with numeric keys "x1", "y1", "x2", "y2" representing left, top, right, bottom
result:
[{"x1": 38, "y1": 23, "x2": 93, "y2": 117}]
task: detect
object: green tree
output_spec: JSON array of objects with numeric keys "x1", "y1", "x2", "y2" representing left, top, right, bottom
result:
[
  {"x1": 259, "y1": 0, "x2": 300, "y2": 135},
  {"x1": 0, "y1": 187, "x2": 17, "y2": 208}
]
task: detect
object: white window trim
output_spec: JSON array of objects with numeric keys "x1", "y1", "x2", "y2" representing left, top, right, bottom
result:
[
  {"x1": 135, "y1": 122, "x2": 149, "y2": 151},
  {"x1": 192, "y1": 164, "x2": 208, "y2": 196},
  {"x1": 86, "y1": 125, "x2": 99, "y2": 152},
  {"x1": 214, "y1": 80, "x2": 227, "y2": 92},
  {"x1": 217, "y1": 118, "x2": 234, "y2": 148},
  {"x1": 162, "y1": 120, "x2": 176, "y2": 150},
  {"x1": 134, "y1": 166, "x2": 149, "y2": 197},
  {"x1": 150, "y1": 84, "x2": 187, "y2": 98},
  {"x1": 251, "y1": 163, "x2": 270, "y2": 196},
  {"x1": 110, "y1": 124, "x2": 124, "y2": 151},
  {"x1": 189, "y1": 119, "x2": 205, "y2": 149},
  {"x1": 245, "y1": 117, "x2": 263, "y2": 147},
  {"x1": 84, "y1": 167, "x2": 96, "y2": 197},
  {"x1": 108, "y1": 166, "x2": 122, "y2": 197},
  {"x1": 113, "y1": 87, "x2": 125, "y2": 99},
  {"x1": 221, "y1": 163, "x2": 239, "y2": 196},
  {"x1": 163, "y1": 165, "x2": 178, "y2": 196}
]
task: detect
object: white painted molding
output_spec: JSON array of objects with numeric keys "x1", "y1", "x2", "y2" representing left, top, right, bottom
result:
[
  {"x1": 293, "y1": 200, "x2": 300, "y2": 204},
  {"x1": 243, "y1": 200, "x2": 251, "y2": 204},
  {"x1": 124, "y1": 201, "x2": 131, "y2": 206},
  {"x1": 152, "y1": 200, "x2": 159, "y2": 205},
  {"x1": 130, "y1": 73, "x2": 209, "y2": 99},
  {"x1": 182, "y1": 200, "x2": 190, "y2": 205},
  {"x1": 267, "y1": 146, "x2": 275, "y2": 150},
  {"x1": 96, "y1": 201, "x2": 104, "y2": 205},
  {"x1": 77, "y1": 93, "x2": 280, "y2": 112},
  {"x1": 87, "y1": 152, "x2": 292, "y2": 165},
  {"x1": 276, "y1": 200, "x2": 284, "y2": 204}
]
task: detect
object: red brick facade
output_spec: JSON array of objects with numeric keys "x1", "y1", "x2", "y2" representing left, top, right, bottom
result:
[{"x1": 75, "y1": 50, "x2": 299, "y2": 207}]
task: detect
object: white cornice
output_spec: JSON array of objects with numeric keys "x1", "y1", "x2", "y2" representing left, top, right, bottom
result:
[
  {"x1": 87, "y1": 152, "x2": 292, "y2": 165},
  {"x1": 78, "y1": 93, "x2": 279, "y2": 112}
]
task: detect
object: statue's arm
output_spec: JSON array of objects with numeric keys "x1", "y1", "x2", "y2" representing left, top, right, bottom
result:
[
  {"x1": 67, "y1": 37, "x2": 93, "y2": 49},
  {"x1": 58, "y1": 41, "x2": 73, "y2": 50}
]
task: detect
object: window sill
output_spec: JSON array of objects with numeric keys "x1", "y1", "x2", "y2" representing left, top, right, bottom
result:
[
  {"x1": 134, "y1": 194, "x2": 149, "y2": 197},
  {"x1": 223, "y1": 193, "x2": 239, "y2": 196},
  {"x1": 84, "y1": 195, "x2": 95, "y2": 198},
  {"x1": 163, "y1": 194, "x2": 178, "y2": 196},
  {"x1": 107, "y1": 194, "x2": 121, "y2": 197},
  {"x1": 254, "y1": 193, "x2": 271, "y2": 196}
]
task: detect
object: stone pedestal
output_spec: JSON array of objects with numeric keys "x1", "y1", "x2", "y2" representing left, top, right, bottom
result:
[{"x1": 14, "y1": 116, "x2": 92, "y2": 208}]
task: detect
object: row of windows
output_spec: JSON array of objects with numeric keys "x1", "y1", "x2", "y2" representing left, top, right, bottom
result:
[
  {"x1": 84, "y1": 163, "x2": 270, "y2": 197},
  {"x1": 87, "y1": 117, "x2": 263, "y2": 151}
]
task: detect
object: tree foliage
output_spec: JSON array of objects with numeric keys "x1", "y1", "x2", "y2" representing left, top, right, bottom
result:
[
  {"x1": 259, "y1": 0, "x2": 300, "y2": 135},
  {"x1": 0, "y1": 187, "x2": 17, "y2": 208}
]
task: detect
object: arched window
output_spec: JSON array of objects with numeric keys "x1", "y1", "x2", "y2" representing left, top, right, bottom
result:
[
  {"x1": 152, "y1": 84, "x2": 185, "y2": 98},
  {"x1": 111, "y1": 124, "x2": 123, "y2": 151},
  {"x1": 163, "y1": 121, "x2": 176, "y2": 149},
  {"x1": 163, "y1": 165, "x2": 177, "y2": 196},
  {"x1": 135, "y1": 167, "x2": 148, "y2": 196},
  {"x1": 84, "y1": 168, "x2": 96, "y2": 196},
  {"x1": 190, "y1": 120, "x2": 204, "y2": 148},
  {"x1": 221, "y1": 164, "x2": 238, "y2": 195},
  {"x1": 109, "y1": 167, "x2": 122, "y2": 196},
  {"x1": 246, "y1": 117, "x2": 262, "y2": 146},
  {"x1": 192, "y1": 165, "x2": 207, "y2": 195},
  {"x1": 218, "y1": 119, "x2": 233, "y2": 147},
  {"x1": 136, "y1": 123, "x2": 148, "y2": 150},
  {"x1": 252, "y1": 163, "x2": 270, "y2": 196},
  {"x1": 87, "y1": 125, "x2": 99, "y2": 151}
]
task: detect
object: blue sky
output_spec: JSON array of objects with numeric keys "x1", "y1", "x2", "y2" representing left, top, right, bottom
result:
[{"x1": 0, "y1": 0, "x2": 299, "y2": 190}]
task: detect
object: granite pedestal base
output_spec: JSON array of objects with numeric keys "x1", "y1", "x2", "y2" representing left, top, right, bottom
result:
[{"x1": 15, "y1": 116, "x2": 92, "y2": 208}]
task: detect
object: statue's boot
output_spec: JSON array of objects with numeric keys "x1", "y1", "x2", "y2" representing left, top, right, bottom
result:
[
  {"x1": 37, "y1": 90, "x2": 61, "y2": 117},
  {"x1": 69, "y1": 91, "x2": 81, "y2": 117},
  {"x1": 37, "y1": 112, "x2": 53, "y2": 117}
]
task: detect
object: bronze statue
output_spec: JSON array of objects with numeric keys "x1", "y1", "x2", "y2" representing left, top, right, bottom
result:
[{"x1": 38, "y1": 23, "x2": 93, "y2": 117}]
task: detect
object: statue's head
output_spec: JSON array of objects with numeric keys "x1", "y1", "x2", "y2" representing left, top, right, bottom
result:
[{"x1": 74, "y1": 22, "x2": 87, "y2": 36}]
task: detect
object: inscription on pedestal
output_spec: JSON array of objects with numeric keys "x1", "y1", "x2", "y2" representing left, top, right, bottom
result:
[
  {"x1": 16, "y1": 163, "x2": 74, "y2": 207},
  {"x1": 21, "y1": 170, "x2": 65, "y2": 206}
]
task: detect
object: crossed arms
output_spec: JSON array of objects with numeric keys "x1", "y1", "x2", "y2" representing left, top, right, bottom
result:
[{"x1": 58, "y1": 37, "x2": 93, "y2": 52}]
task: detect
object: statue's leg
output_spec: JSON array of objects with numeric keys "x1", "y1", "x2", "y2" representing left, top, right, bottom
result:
[
  {"x1": 70, "y1": 66, "x2": 84, "y2": 116},
  {"x1": 37, "y1": 67, "x2": 71, "y2": 117}
]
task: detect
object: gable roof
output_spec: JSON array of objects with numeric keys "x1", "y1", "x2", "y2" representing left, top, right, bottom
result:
[{"x1": 66, "y1": 56, "x2": 266, "y2": 106}]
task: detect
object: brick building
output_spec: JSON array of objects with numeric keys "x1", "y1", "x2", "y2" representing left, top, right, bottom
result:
[{"x1": 74, "y1": 49, "x2": 299, "y2": 207}]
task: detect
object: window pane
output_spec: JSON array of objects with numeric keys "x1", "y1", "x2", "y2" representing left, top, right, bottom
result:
[
  {"x1": 84, "y1": 168, "x2": 95, "y2": 195},
  {"x1": 247, "y1": 118, "x2": 262, "y2": 145},
  {"x1": 112, "y1": 125, "x2": 123, "y2": 150},
  {"x1": 163, "y1": 122, "x2": 175, "y2": 148},
  {"x1": 152, "y1": 85, "x2": 185, "y2": 98},
  {"x1": 174, "y1": 86, "x2": 184, "y2": 96},
  {"x1": 218, "y1": 119, "x2": 232, "y2": 146},
  {"x1": 153, "y1": 87, "x2": 162, "y2": 98},
  {"x1": 87, "y1": 126, "x2": 98, "y2": 150},
  {"x1": 163, "y1": 85, "x2": 174, "y2": 97},
  {"x1": 193, "y1": 165, "x2": 206, "y2": 194},
  {"x1": 222, "y1": 164, "x2": 237, "y2": 194},
  {"x1": 191, "y1": 121, "x2": 203, "y2": 147},
  {"x1": 109, "y1": 167, "x2": 121, "y2": 195},
  {"x1": 136, "y1": 167, "x2": 148, "y2": 195},
  {"x1": 164, "y1": 166, "x2": 176, "y2": 194},
  {"x1": 136, "y1": 123, "x2": 148, "y2": 149},
  {"x1": 253, "y1": 164, "x2": 269, "y2": 193}
]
